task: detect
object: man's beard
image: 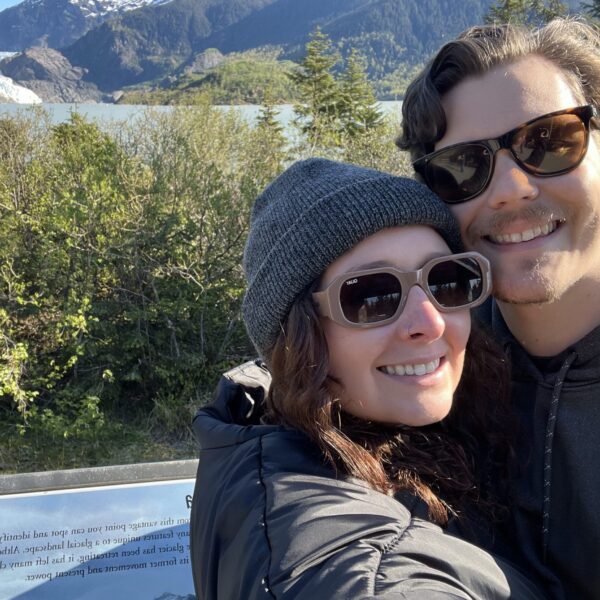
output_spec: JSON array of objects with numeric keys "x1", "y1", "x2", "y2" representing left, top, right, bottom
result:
[{"x1": 492, "y1": 258, "x2": 559, "y2": 305}]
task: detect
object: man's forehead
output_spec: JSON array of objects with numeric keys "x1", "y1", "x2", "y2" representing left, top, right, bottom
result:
[{"x1": 437, "y1": 56, "x2": 582, "y2": 146}]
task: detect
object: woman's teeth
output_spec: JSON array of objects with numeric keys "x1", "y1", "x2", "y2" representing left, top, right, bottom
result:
[
  {"x1": 488, "y1": 221, "x2": 558, "y2": 244},
  {"x1": 380, "y1": 357, "x2": 440, "y2": 376}
]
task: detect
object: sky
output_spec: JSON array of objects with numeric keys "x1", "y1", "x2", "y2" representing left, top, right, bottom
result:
[{"x1": 0, "y1": 0, "x2": 21, "y2": 11}]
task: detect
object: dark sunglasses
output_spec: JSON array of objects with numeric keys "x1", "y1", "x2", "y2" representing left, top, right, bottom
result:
[
  {"x1": 312, "y1": 252, "x2": 491, "y2": 329},
  {"x1": 413, "y1": 105, "x2": 596, "y2": 204}
]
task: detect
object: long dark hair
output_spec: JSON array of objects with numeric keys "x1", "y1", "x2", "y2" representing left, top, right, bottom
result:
[{"x1": 265, "y1": 284, "x2": 511, "y2": 526}]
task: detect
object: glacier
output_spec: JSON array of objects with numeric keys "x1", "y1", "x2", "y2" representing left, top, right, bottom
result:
[{"x1": 0, "y1": 75, "x2": 42, "y2": 103}]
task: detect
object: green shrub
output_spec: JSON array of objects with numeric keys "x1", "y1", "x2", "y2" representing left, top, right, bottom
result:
[
  {"x1": 0, "y1": 104, "x2": 286, "y2": 471},
  {"x1": 0, "y1": 93, "x2": 410, "y2": 472}
]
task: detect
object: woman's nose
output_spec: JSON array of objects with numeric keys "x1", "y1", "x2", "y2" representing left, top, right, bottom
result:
[{"x1": 394, "y1": 286, "x2": 446, "y2": 341}]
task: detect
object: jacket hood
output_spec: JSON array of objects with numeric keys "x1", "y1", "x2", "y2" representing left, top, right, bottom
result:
[{"x1": 193, "y1": 360, "x2": 280, "y2": 450}]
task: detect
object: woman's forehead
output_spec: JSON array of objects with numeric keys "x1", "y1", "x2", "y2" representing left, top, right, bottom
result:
[{"x1": 320, "y1": 226, "x2": 450, "y2": 285}]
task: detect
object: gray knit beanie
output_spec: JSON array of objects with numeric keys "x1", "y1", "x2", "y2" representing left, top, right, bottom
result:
[{"x1": 243, "y1": 158, "x2": 462, "y2": 358}]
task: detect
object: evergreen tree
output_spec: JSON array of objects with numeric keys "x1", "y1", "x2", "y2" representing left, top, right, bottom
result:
[
  {"x1": 485, "y1": 0, "x2": 566, "y2": 26},
  {"x1": 531, "y1": 0, "x2": 567, "y2": 22},
  {"x1": 486, "y1": 0, "x2": 529, "y2": 24},
  {"x1": 256, "y1": 89, "x2": 288, "y2": 170},
  {"x1": 339, "y1": 49, "x2": 384, "y2": 137},
  {"x1": 289, "y1": 28, "x2": 344, "y2": 150},
  {"x1": 582, "y1": 0, "x2": 600, "y2": 21},
  {"x1": 257, "y1": 90, "x2": 284, "y2": 134}
]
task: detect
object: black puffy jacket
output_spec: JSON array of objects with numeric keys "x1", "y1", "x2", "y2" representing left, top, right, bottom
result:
[{"x1": 190, "y1": 361, "x2": 544, "y2": 600}]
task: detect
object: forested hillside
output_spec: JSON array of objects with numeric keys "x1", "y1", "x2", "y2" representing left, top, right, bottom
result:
[{"x1": 64, "y1": 0, "x2": 495, "y2": 90}]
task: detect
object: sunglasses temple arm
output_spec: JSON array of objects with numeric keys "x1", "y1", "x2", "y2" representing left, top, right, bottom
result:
[
  {"x1": 485, "y1": 270, "x2": 493, "y2": 295},
  {"x1": 312, "y1": 290, "x2": 331, "y2": 319}
]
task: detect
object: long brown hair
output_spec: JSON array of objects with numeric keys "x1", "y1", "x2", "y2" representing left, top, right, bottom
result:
[
  {"x1": 265, "y1": 283, "x2": 511, "y2": 526},
  {"x1": 397, "y1": 18, "x2": 600, "y2": 161}
]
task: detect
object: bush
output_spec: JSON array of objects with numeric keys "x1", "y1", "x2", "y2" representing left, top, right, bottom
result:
[
  {"x1": 0, "y1": 96, "x2": 410, "y2": 472},
  {"x1": 0, "y1": 104, "x2": 286, "y2": 471}
]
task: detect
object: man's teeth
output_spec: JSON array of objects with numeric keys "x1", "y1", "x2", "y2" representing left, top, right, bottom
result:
[
  {"x1": 381, "y1": 358, "x2": 440, "y2": 376},
  {"x1": 489, "y1": 221, "x2": 557, "y2": 244}
]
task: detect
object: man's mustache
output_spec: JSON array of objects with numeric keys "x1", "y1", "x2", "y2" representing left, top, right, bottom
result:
[{"x1": 471, "y1": 205, "x2": 567, "y2": 238}]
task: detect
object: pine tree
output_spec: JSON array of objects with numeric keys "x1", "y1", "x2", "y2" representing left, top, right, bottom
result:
[
  {"x1": 530, "y1": 0, "x2": 567, "y2": 23},
  {"x1": 289, "y1": 28, "x2": 344, "y2": 150},
  {"x1": 339, "y1": 49, "x2": 384, "y2": 137},
  {"x1": 256, "y1": 89, "x2": 288, "y2": 170},
  {"x1": 257, "y1": 90, "x2": 284, "y2": 134},
  {"x1": 582, "y1": 0, "x2": 600, "y2": 21},
  {"x1": 485, "y1": 0, "x2": 566, "y2": 26},
  {"x1": 486, "y1": 0, "x2": 529, "y2": 24}
]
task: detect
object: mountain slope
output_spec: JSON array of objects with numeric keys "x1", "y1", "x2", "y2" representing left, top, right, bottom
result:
[
  {"x1": 3, "y1": 0, "x2": 587, "y2": 93},
  {"x1": 0, "y1": 0, "x2": 173, "y2": 51},
  {"x1": 65, "y1": 0, "x2": 497, "y2": 91},
  {"x1": 63, "y1": 0, "x2": 278, "y2": 89},
  {"x1": 198, "y1": 0, "x2": 491, "y2": 72}
]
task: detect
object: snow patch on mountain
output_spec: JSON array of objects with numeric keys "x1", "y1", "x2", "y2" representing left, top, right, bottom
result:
[
  {"x1": 74, "y1": 0, "x2": 174, "y2": 19},
  {"x1": 0, "y1": 74, "x2": 42, "y2": 103},
  {"x1": 21, "y1": 0, "x2": 173, "y2": 19}
]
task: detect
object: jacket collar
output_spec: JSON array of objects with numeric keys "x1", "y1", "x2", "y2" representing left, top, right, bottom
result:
[{"x1": 490, "y1": 301, "x2": 600, "y2": 382}]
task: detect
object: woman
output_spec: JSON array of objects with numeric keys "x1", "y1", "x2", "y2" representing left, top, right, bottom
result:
[{"x1": 190, "y1": 159, "x2": 542, "y2": 599}]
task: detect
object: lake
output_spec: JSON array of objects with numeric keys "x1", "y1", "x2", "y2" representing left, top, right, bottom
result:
[{"x1": 0, "y1": 101, "x2": 403, "y2": 133}]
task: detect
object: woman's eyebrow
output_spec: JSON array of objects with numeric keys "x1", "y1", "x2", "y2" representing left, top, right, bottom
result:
[
  {"x1": 349, "y1": 259, "x2": 391, "y2": 271},
  {"x1": 348, "y1": 253, "x2": 449, "y2": 272}
]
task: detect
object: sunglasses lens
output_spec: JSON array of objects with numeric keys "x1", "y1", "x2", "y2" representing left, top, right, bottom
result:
[
  {"x1": 511, "y1": 113, "x2": 587, "y2": 174},
  {"x1": 424, "y1": 144, "x2": 492, "y2": 203},
  {"x1": 339, "y1": 273, "x2": 402, "y2": 324},
  {"x1": 428, "y1": 257, "x2": 484, "y2": 308}
]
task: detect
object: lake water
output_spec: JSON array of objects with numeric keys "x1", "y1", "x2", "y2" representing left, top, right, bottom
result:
[{"x1": 0, "y1": 101, "x2": 403, "y2": 132}]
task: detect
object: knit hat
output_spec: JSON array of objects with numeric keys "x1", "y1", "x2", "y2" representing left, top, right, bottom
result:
[{"x1": 243, "y1": 158, "x2": 462, "y2": 358}]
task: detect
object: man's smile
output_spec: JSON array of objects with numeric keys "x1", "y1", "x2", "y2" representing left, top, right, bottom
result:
[{"x1": 485, "y1": 219, "x2": 563, "y2": 245}]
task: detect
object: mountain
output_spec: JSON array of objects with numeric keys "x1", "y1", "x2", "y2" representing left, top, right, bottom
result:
[
  {"x1": 0, "y1": 0, "x2": 173, "y2": 51},
  {"x1": 201, "y1": 0, "x2": 482, "y2": 60},
  {"x1": 1, "y1": 46, "x2": 109, "y2": 101},
  {"x1": 63, "y1": 0, "x2": 498, "y2": 91},
  {"x1": 198, "y1": 0, "x2": 493, "y2": 74},
  {"x1": 0, "y1": 0, "x2": 588, "y2": 94},
  {"x1": 63, "y1": 0, "x2": 279, "y2": 89}
]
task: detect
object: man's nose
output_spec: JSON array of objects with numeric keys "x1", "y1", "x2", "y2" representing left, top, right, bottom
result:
[{"x1": 483, "y1": 151, "x2": 540, "y2": 209}]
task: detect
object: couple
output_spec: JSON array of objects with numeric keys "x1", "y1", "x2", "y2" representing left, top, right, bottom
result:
[{"x1": 190, "y1": 19, "x2": 599, "y2": 600}]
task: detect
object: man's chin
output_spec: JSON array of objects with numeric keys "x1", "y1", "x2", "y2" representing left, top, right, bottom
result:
[{"x1": 493, "y1": 281, "x2": 556, "y2": 305}]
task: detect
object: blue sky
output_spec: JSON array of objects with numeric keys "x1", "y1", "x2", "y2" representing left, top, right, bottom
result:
[{"x1": 0, "y1": 0, "x2": 20, "y2": 11}]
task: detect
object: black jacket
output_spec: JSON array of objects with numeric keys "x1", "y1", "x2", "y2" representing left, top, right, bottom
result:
[
  {"x1": 190, "y1": 361, "x2": 543, "y2": 600},
  {"x1": 484, "y1": 302, "x2": 600, "y2": 600}
]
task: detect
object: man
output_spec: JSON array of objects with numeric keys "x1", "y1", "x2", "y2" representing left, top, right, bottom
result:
[{"x1": 397, "y1": 19, "x2": 600, "y2": 600}]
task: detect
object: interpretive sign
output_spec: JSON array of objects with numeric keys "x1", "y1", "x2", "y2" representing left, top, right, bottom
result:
[{"x1": 0, "y1": 460, "x2": 198, "y2": 600}]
